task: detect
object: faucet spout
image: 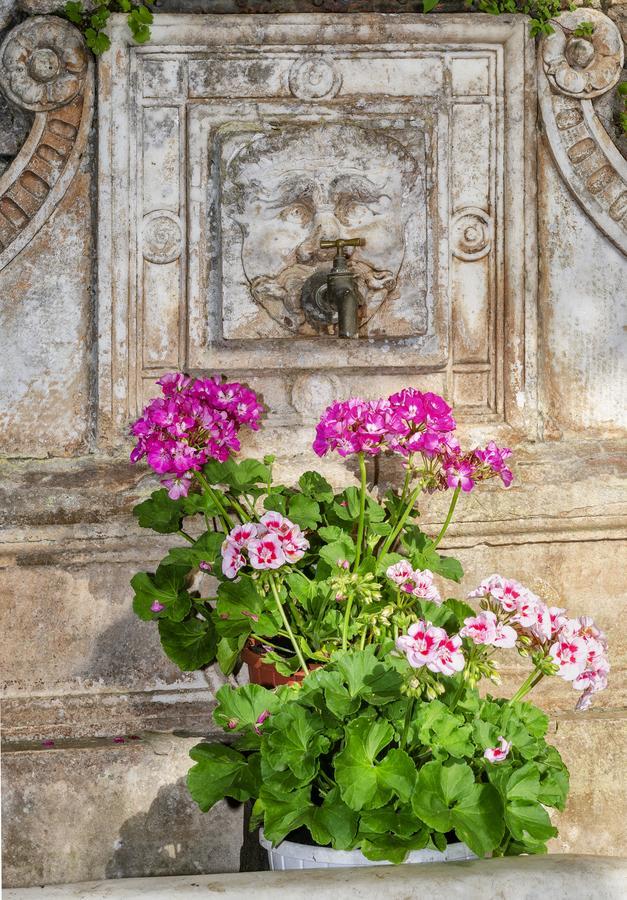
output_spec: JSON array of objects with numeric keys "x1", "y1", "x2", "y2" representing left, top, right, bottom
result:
[{"x1": 320, "y1": 237, "x2": 365, "y2": 339}]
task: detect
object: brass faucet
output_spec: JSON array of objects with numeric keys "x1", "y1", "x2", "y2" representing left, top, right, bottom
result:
[{"x1": 319, "y1": 238, "x2": 365, "y2": 339}]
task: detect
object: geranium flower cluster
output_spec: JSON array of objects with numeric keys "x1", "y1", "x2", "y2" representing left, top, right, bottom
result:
[
  {"x1": 386, "y1": 561, "x2": 442, "y2": 605},
  {"x1": 313, "y1": 389, "x2": 512, "y2": 491},
  {"x1": 469, "y1": 574, "x2": 609, "y2": 710},
  {"x1": 221, "y1": 512, "x2": 309, "y2": 578},
  {"x1": 130, "y1": 372, "x2": 263, "y2": 496},
  {"x1": 312, "y1": 390, "x2": 456, "y2": 460},
  {"x1": 396, "y1": 620, "x2": 465, "y2": 675}
]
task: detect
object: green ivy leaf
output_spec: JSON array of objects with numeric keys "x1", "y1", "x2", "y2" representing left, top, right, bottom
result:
[
  {"x1": 187, "y1": 743, "x2": 259, "y2": 811},
  {"x1": 64, "y1": 0, "x2": 84, "y2": 23},
  {"x1": 158, "y1": 617, "x2": 217, "y2": 670},
  {"x1": 84, "y1": 27, "x2": 111, "y2": 54},
  {"x1": 423, "y1": 0, "x2": 439, "y2": 10}
]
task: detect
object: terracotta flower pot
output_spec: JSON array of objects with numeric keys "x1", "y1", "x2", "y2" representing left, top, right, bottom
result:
[{"x1": 242, "y1": 641, "x2": 317, "y2": 688}]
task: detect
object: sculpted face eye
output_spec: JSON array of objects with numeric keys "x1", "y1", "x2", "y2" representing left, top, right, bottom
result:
[
  {"x1": 278, "y1": 202, "x2": 313, "y2": 227},
  {"x1": 336, "y1": 199, "x2": 377, "y2": 227}
]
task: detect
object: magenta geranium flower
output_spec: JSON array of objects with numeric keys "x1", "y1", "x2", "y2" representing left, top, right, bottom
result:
[{"x1": 129, "y1": 373, "x2": 264, "y2": 492}]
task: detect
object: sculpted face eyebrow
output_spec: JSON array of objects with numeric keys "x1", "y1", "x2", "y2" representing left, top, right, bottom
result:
[
  {"x1": 329, "y1": 174, "x2": 390, "y2": 203},
  {"x1": 255, "y1": 175, "x2": 317, "y2": 208}
]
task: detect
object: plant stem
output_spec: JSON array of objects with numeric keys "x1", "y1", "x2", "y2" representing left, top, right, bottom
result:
[
  {"x1": 378, "y1": 483, "x2": 423, "y2": 558},
  {"x1": 400, "y1": 697, "x2": 415, "y2": 750},
  {"x1": 359, "y1": 626, "x2": 368, "y2": 650},
  {"x1": 432, "y1": 485, "x2": 461, "y2": 549},
  {"x1": 341, "y1": 593, "x2": 355, "y2": 652},
  {"x1": 510, "y1": 666, "x2": 545, "y2": 703},
  {"x1": 177, "y1": 529, "x2": 195, "y2": 544},
  {"x1": 196, "y1": 473, "x2": 233, "y2": 530},
  {"x1": 226, "y1": 493, "x2": 250, "y2": 523},
  {"x1": 268, "y1": 576, "x2": 308, "y2": 675},
  {"x1": 353, "y1": 452, "x2": 368, "y2": 571}
]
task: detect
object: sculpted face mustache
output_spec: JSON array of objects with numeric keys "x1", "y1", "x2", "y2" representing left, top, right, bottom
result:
[{"x1": 224, "y1": 124, "x2": 421, "y2": 337}]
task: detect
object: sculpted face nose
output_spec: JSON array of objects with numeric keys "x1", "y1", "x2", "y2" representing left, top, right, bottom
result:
[{"x1": 295, "y1": 207, "x2": 341, "y2": 264}]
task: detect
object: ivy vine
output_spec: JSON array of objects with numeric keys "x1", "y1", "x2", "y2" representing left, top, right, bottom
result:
[{"x1": 63, "y1": 0, "x2": 154, "y2": 55}]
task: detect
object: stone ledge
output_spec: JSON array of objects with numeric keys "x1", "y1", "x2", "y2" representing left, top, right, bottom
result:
[{"x1": 4, "y1": 855, "x2": 627, "y2": 899}]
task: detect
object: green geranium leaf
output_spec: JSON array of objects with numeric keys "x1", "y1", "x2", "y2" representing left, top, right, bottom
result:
[
  {"x1": 213, "y1": 683, "x2": 282, "y2": 732},
  {"x1": 133, "y1": 489, "x2": 186, "y2": 533},
  {"x1": 506, "y1": 763, "x2": 541, "y2": 802},
  {"x1": 131, "y1": 564, "x2": 191, "y2": 621},
  {"x1": 332, "y1": 647, "x2": 403, "y2": 705},
  {"x1": 288, "y1": 494, "x2": 321, "y2": 530},
  {"x1": 299, "y1": 472, "x2": 334, "y2": 503},
  {"x1": 264, "y1": 705, "x2": 330, "y2": 781},
  {"x1": 216, "y1": 576, "x2": 281, "y2": 637},
  {"x1": 359, "y1": 806, "x2": 422, "y2": 838},
  {"x1": 413, "y1": 760, "x2": 504, "y2": 856},
  {"x1": 203, "y1": 458, "x2": 270, "y2": 490},
  {"x1": 158, "y1": 618, "x2": 216, "y2": 670},
  {"x1": 187, "y1": 743, "x2": 259, "y2": 811},
  {"x1": 360, "y1": 831, "x2": 429, "y2": 865},
  {"x1": 161, "y1": 530, "x2": 223, "y2": 570},
  {"x1": 416, "y1": 699, "x2": 474, "y2": 758},
  {"x1": 505, "y1": 799, "x2": 557, "y2": 843},
  {"x1": 216, "y1": 633, "x2": 247, "y2": 675},
  {"x1": 335, "y1": 717, "x2": 403, "y2": 811},
  {"x1": 443, "y1": 598, "x2": 477, "y2": 627},
  {"x1": 258, "y1": 785, "x2": 313, "y2": 845},
  {"x1": 319, "y1": 535, "x2": 356, "y2": 567},
  {"x1": 307, "y1": 787, "x2": 359, "y2": 850},
  {"x1": 318, "y1": 525, "x2": 344, "y2": 543}
]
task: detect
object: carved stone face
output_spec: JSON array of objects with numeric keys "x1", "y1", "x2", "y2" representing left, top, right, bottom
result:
[{"x1": 223, "y1": 123, "x2": 422, "y2": 335}]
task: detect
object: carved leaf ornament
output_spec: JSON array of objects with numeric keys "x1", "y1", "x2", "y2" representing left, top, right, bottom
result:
[
  {"x1": 539, "y1": 10, "x2": 626, "y2": 255},
  {"x1": 0, "y1": 16, "x2": 93, "y2": 271}
]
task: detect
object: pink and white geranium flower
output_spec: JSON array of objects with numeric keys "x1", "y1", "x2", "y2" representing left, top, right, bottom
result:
[
  {"x1": 484, "y1": 736, "x2": 512, "y2": 763},
  {"x1": 549, "y1": 635, "x2": 588, "y2": 681},
  {"x1": 396, "y1": 620, "x2": 465, "y2": 675},
  {"x1": 460, "y1": 610, "x2": 517, "y2": 649},
  {"x1": 247, "y1": 533, "x2": 286, "y2": 570},
  {"x1": 386, "y1": 562, "x2": 442, "y2": 604},
  {"x1": 220, "y1": 514, "x2": 308, "y2": 577}
]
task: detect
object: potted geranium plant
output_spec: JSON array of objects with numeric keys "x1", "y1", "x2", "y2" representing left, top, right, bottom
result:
[{"x1": 129, "y1": 374, "x2": 609, "y2": 868}]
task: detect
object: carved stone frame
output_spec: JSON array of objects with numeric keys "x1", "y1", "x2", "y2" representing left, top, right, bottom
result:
[{"x1": 97, "y1": 13, "x2": 538, "y2": 445}]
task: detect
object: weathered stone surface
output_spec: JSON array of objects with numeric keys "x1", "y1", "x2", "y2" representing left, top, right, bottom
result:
[
  {"x1": 6, "y1": 855, "x2": 627, "y2": 900},
  {"x1": 0, "y1": 6, "x2": 625, "y2": 891},
  {"x1": 1, "y1": 736, "x2": 243, "y2": 888}
]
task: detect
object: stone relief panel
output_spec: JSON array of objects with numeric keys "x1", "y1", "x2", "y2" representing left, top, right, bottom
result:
[
  {"x1": 98, "y1": 14, "x2": 536, "y2": 442},
  {"x1": 219, "y1": 121, "x2": 427, "y2": 339}
]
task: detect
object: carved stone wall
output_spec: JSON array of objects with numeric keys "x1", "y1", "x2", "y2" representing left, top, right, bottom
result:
[{"x1": 0, "y1": 8, "x2": 626, "y2": 890}]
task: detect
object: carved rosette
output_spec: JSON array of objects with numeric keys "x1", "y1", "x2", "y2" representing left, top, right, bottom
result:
[
  {"x1": 451, "y1": 208, "x2": 492, "y2": 261},
  {"x1": 288, "y1": 57, "x2": 342, "y2": 100},
  {"x1": 539, "y1": 10, "x2": 626, "y2": 255},
  {"x1": 0, "y1": 16, "x2": 93, "y2": 270}
]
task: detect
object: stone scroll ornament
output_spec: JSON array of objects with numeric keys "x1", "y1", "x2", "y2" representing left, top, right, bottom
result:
[
  {"x1": 539, "y1": 9, "x2": 626, "y2": 256},
  {"x1": 0, "y1": 16, "x2": 93, "y2": 271}
]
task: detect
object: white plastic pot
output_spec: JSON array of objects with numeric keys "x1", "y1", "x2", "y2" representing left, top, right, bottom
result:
[{"x1": 259, "y1": 829, "x2": 476, "y2": 870}]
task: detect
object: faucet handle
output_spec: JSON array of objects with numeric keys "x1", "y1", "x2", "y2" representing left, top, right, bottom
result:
[{"x1": 320, "y1": 237, "x2": 365, "y2": 257}]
